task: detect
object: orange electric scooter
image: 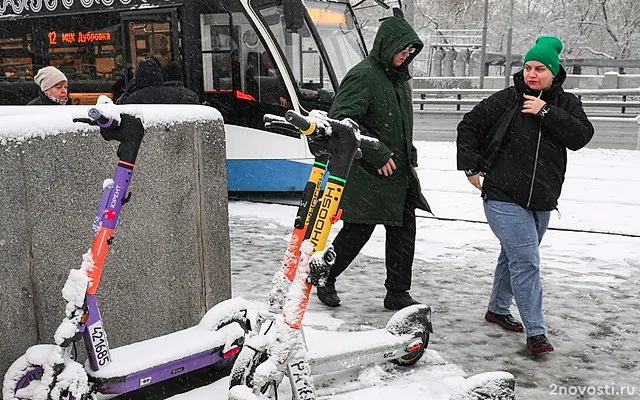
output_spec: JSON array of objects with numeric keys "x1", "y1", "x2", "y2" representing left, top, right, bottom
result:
[{"x1": 228, "y1": 110, "x2": 433, "y2": 400}]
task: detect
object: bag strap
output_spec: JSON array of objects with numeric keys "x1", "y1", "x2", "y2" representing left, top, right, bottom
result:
[{"x1": 476, "y1": 87, "x2": 521, "y2": 171}]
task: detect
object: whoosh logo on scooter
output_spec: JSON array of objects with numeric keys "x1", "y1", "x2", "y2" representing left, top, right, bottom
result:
[
  {"x1": 309, "y1": 186, "x2": 336, "y2": 249},
  {"x1": 109, "y1": 185, "x2": 121, "y2": 208}
]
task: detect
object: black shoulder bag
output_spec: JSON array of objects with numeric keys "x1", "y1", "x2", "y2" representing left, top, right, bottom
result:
[{"x1": 477, "y1": 88, "x2": 520, "y2": 172}]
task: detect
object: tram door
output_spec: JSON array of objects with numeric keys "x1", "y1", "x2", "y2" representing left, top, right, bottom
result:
[{"x1": 119, "y1": 10, "x2": 181, "y2": 84}]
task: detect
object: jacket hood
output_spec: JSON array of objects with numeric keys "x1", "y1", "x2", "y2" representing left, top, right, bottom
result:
[
  {"x1": 136, "y1": 58, "x2": 164, "y2": 89},
  {"x1": 163, "y1": 61, "x2": 183, "y2": 82},
  {"x1": 370, "y1": 16, "x2": 423, "y2": 81},
  {"x1": 513, "y1": 64, "x2": 566, "y2": 99}
]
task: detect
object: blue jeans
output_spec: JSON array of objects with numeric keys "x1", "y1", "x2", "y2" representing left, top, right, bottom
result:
[{"x1": 483, "y1": 200, "x2": 550, "y2": 337}]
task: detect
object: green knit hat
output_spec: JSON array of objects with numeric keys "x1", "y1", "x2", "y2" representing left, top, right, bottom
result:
[{"x1": 523, "y1": 36, "x2": 563, "y2": 75}]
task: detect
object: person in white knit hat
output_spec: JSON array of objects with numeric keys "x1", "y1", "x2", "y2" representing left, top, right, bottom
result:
[{"x1": 28, "y1": 66, "x2": 69, "y2": 105}]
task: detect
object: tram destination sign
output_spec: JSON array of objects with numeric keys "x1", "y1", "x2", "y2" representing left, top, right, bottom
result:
[
  {"x1": 48, "y1": 31, "x2": 114, "y2": 46},
  {"x1": 0, "y1": 0, "x2": 178, "y2": 18}
]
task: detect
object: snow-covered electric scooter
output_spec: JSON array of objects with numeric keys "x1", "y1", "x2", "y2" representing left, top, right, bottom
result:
[
  {"x1": 3, "y1": 105, "x2": 249, "y2": 400},
  {"x1": 228, "y1": 110, "x2": 433, "y2": 400}
]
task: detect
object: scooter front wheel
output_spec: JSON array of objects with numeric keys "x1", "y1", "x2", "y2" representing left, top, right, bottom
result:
[
  {"x1": 228, "y1": 343, "x2": 278, "y2": 399},
  {"x1": 3, "y1": 355, "x2": 44, "y2": 400},
  {"x1": 3, "y1": 354, "x2": 85, "y2": 400}
]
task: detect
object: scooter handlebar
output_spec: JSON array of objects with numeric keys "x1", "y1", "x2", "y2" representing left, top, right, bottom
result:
[
  {"x1": 73, "y1": 108, "x2": 145, "y2": 164},
  {"x1": 88, "y1": 108, "x2": 117, "y2": 129},
  {"x1": 284, "y1": 110, "x2": 379, "y2": 147}
]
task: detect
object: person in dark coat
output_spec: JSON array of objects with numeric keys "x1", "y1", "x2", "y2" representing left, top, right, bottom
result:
[
  {"x1": 115, "y1": 75, "x2": 137, "y2": 105},
  {"x1": 28, "y1": 66, "x2": 69, "y2": 105},
  {"x1": 316, "y1": 16, "x2": 431, "y2": 311},
  {"x1": 162, "y1": 61, "x2": 200, "y2": 104},
  {"x1": 122, "y1": 58, "x2": 199, "y2": 105},
  {"x1": 456, "y1": 36, "x2": 594, "y2": 355}
]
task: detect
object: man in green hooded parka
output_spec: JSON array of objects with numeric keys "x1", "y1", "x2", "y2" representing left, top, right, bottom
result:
[{"x1": 316, "y1": 16, "x2": 431, "y2": 310}]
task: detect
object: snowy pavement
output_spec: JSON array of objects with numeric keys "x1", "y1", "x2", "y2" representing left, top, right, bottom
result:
[{"x1": 171, "y1": 141, "x2": 640, "y2": 399}]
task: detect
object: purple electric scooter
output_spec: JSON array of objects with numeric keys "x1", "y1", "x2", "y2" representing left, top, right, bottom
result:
[{"x1": 3, "y1": 106, "x2": 249, "y2": 400}]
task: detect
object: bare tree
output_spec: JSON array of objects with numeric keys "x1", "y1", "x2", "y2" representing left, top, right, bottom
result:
[{"x1": 350, "y1": 0, "x2": 640, "y2": 76}]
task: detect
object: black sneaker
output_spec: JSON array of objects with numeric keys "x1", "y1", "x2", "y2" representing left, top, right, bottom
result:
[
  {"x1": 526, "y1": 334, "x2": 554, "y2": 354},
  {"x1": 383, "y1": 291, "x2": 420, "y2": 310},
  {"x1": 317, "y1": 284, "x2": 341, "y2": 307},
  {"x1": 485, "y1": 310, "x2": 524, "y2": 332}
]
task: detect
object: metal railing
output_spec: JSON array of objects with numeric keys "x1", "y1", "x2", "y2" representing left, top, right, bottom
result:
[{"x1": 413, "y1": 88, "x2": 640, "y2": 116}]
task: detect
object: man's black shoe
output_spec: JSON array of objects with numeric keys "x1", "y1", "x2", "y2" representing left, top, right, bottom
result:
[
  {"x1": 317, "y1": 284, "x2": 341, "y2": 307},
  {"x1": 527, "y1": 334, "x2": 554, "y2": 354},
  {"x1": 485, "y1": 310, "x2": 524, "y2": 332},
  {"x1": 383, "y1": 291, "x2": 420, "y2": 310}
]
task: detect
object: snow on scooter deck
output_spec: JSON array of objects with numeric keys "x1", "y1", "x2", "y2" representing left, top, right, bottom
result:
[
  {"x1": 305, "y1": 326, "x2": 419, "y2": 375},
  {"x1": 87, "y1": 298, "x2": 247, "y2": 381}
]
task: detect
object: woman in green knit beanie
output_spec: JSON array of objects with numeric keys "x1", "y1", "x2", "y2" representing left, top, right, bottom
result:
[
  {"x1": 456, "y1": 35, "x2": 594, "y2": 355},
  {"x1": 523, "y1": 36, "x2": 563, "y2": 76},
  {"x1": 522, "y1": 36, "x2": 563, "y2": 92}
]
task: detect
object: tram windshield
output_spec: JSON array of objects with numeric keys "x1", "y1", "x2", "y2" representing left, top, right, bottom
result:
[{"x1": 254, "y1": 0, "x2": 365, "y2": 100}]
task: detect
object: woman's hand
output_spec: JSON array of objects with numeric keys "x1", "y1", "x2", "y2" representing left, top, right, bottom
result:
[
  {"x1": 522, "y1": 95, "x2": 546, "y2": 115},
  {"x1": 467, "y1": 171, "x2": 485, "y2": 191}
]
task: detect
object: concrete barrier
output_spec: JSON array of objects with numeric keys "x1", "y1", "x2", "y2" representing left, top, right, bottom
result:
[{"x1": 0, "y1": 105, "x2": 231, "y2": 384}]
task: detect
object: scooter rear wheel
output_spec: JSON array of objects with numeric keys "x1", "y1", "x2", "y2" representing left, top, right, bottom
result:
[{"x1": 392, "y1": 331, "x2": 429, "y2": 366}]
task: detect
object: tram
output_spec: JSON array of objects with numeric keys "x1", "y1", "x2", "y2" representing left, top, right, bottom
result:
[{"x1": 0, "y1": 0, "x2": 368, "y2": 191}]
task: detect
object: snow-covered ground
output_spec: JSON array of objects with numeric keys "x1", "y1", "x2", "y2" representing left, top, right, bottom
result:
[{"x1": 172, "y1": 141, "x2": 640, "y2": 399}]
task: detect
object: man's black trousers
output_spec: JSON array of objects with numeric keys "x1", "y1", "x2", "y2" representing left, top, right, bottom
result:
[{"x1": 327, "y1": 199, "x2": 416, "y2": 293}]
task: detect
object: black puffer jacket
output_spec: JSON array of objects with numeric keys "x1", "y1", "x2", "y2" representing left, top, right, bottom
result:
[
  {"x1": 123, "y1": 59, "x2": 199, "y2": 105},
  {"x1": 457, "y1": 66, "x2": 594, "y2": 211}
]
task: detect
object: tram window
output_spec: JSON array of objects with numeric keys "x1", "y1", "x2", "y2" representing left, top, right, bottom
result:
[
  {"x1": 0, "y1": 37, "x2": 29, "y2": 51},
  {"x1": 256, "y1": 5, "x2": 333, "y2": 100},
  {"x1": 200, "y1": 11, "x2": 290, "y2": 107},
  {"x1": 200, "y1": 14, "x2": 236, "y2": 92},
  {"x1": 45, "y1": 18, "x2": 121, "y2": 82},
  {"x1": 128, "y1": 21, "x2": 173, "y2": 73},
  {"x1": 0, "y1": 34, "x2": 33, "y2": 81},
  {"x1": 306, "y1": 1, "x2": 365, "y2": 83},
  {"x1": 251, "y1": 0, "x2": 367, "y2": 102}
]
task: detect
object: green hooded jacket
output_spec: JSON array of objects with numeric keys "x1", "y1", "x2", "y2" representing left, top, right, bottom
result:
[{"x1": 328, "y1": 16, "x2": 431, "y2": 226}]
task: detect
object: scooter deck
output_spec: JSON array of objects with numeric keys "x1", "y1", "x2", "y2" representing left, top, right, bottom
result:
[
  {"x1": 87, "y1": 297, "x2": 248, "y2": 381},
  {"x1": 304, "y1": 327, "x2": 415, "y2": 376},
  {"x1": 87, "y1": 323, "x2": 242, "y2": 379}
]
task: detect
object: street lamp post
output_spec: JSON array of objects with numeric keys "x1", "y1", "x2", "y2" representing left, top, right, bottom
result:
[
  {"x1": 479, "y1": 0, "x2": 489, "y2": 89},
  {"x1": 504, "y1": 0, "x2": 514, "y2": 88}
]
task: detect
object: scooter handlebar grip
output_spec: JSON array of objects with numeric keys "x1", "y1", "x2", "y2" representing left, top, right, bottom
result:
[
  {"x1": 360, "y1": 135, "x2": 380, "y2": 150},
  {"x1": 88, "y1": 108, "x2": 117, "y2": 129},
  {"x1": 284, "y1": 110, "x2": 314, "y2": 135}
]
